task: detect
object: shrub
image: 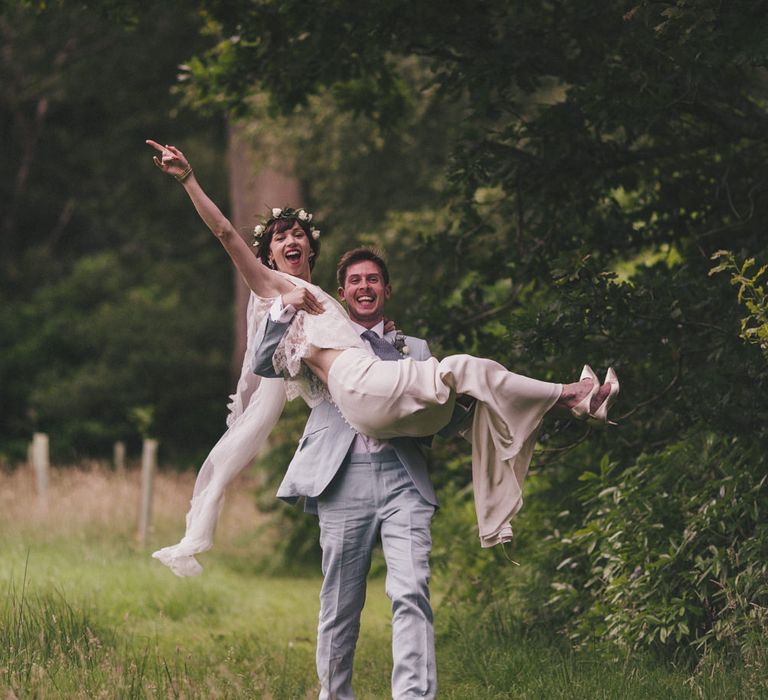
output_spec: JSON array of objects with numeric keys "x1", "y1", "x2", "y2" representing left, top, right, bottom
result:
[{"x1": 545, "y1": 433, "x2": 768, "y2": 662}]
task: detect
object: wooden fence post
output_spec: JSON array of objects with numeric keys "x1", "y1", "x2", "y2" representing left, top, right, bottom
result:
[
  {"x1": 31, "y1": 432, "x2": 49, "y2": 508},
  {"x1": 113, "y1": 440, "x2": 126, "y2": 473},
  {"x1": 137, "y1": 438, "x2": 158, "y2": 546}
]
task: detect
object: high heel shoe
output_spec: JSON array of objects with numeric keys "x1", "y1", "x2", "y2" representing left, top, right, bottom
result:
[
  {"x1": 589, "y1": 367, "x2": 620, "y2": 425},
  {"x1": 570, "y1": 365, "x2": 600, "y2": 420}
]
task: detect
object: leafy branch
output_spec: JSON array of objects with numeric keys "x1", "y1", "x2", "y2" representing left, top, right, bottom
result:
[{"x1": 710, "y1": 250, "x2": 768, "y2": 361}]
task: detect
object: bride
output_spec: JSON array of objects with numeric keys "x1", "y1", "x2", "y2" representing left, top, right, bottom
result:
[{"x1": 146, "y1": 140, "x2": 619, "y2": 576}]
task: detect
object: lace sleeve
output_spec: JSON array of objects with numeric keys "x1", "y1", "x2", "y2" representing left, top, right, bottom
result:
[
  {"x1": 153, "y1": 291, "x2": 285, "y2": 577},
  {"x1": 270, "y1": 275, "x2": 364, "y2": 406}
]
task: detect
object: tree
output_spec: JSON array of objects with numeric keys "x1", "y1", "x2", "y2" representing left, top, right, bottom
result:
[
  {"x1": 12, "y1": 0, "x2": 768, "y2": 658},
  {"x1": 0, "y1": 1, "x2": 231, "y2": 461},
  {"x1": 177, "y1": 0, "x2": 768, "y2": 657}
]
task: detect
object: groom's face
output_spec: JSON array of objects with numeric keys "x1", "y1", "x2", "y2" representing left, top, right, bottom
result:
[{"x1": 338, "y1": 260, "x2": 392, "y2": 328}]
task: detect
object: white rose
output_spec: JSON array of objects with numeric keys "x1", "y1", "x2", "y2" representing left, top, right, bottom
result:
[
  {"x1": 272, "y1": 207, "x2": 282, "y2": 218},
  {"x1": 298, "y1": 209, "x2": 309, "y2": 221},
  {"x1": 254, "y1": 224, "x2": 265, "y2": 235},
  {"x1": 311, "y1": 228, "x2": 321, "y2": 240},
  {"x1": 401, "y1": 345, "x2": 410, "y2": 355}
]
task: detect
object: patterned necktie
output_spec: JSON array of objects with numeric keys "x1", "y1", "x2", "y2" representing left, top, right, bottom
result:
[{"x1": 360, "y1": 329, "x2": 403, "y2": 361}]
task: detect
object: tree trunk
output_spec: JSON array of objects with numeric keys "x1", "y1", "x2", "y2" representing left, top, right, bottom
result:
[{"x1": 226, "y1": 121, "x2": 302, "y2": 385}]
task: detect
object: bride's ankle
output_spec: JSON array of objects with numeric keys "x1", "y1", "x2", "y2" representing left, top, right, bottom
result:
[
  {"x1": 590, "y1": 383, "x2": 611, "y2": 414},
  {"x1": 558, "y1": 378, "x2": 595, "y2": 410}
]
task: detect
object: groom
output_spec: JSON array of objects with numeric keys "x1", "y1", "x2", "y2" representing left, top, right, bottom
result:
[{"x1": 251, "y1": 246, "x2": 472, "y2": 700}]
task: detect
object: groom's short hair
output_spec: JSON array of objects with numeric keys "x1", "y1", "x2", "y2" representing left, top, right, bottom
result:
[{"x1": 337, "y1": 247, "x2": 390, "y2": 287}]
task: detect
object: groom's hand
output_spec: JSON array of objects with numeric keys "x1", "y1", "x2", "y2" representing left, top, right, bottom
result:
[{"x1": 282, "y1": 287, "x2": 325, "y2": 315}]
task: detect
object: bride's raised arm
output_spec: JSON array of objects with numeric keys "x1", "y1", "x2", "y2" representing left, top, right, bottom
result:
[{"x1": 146, "y1": 140, "x2": 293, "y2": 299}]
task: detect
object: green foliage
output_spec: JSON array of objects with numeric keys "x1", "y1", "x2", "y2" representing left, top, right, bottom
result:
[
  {"x1": 546, "y1": 433, "x2": 768, "y2": 660},
  {"x1": 13, "y1": 0, "x2": 768, "y2": 665},
  {"x1": 0, "y1": 2, "x2": 231, "y2": 460},
  {"x1": 221, "y1": 64, "x2": 465, "y2": 307},
  {"x1": 0, "y1": 247, "x2": 232, "y2": 461},
  {"x1": 435, "y1": 601, "x2": 766, "y2": 700},
  {"x1": 711, "y1": 250, "x2": 768, "y2": 361},
  {"x1": 176, "y1": 0, "x2": 768, "y2": 662}
]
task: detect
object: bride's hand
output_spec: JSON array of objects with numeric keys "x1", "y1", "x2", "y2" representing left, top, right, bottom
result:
[
  {"x1": 146, "y1": 139, "x2": 192, "y2": 180},
  {"x1": 282, "y1": 287, "x2": 325, "y2": 315}
]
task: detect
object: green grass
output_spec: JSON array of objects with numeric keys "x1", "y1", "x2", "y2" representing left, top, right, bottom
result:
[
  {"x1": 435, "y1": 604, "x2": 768, "y2": 699},
  {"x1": 5, "y1": 538, "x2": 765, "y2": 699},
  {"x1": 1, "y1": 467, "x2": 765, "y2": 698}
]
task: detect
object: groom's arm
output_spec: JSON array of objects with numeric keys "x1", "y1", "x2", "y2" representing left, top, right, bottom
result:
[
  {"x1": 251, "y1": 298, "x2": 296, "y2": 378},
  {"x1": 253, "y1": 287, "x2": 326, "y2": 377},
  {"x1": 251, "y1": 317, "x2": 290, "y2": 378}
]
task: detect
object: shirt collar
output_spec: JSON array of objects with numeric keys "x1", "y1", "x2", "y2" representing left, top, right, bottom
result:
[{"x1": 351, "y1": 319, "x2": 385, "y2": 337}]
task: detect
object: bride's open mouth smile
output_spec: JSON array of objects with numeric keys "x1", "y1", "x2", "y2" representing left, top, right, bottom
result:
[{"x1": 284, "y1": 248, "x2": 303, "y2": 266}]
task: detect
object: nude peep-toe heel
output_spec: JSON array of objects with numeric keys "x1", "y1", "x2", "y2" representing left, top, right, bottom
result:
[{"x1": 589, "y1": 367, "x2": 620, "y2": 426}]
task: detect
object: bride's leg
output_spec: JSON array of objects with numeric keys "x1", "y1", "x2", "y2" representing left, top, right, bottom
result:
[
  {"x1": 438, "y1": 355, "x2": 562, "y2": 458},
  {"x1": 441, "y1": 357, "x2": 611, "y2": 420},
  {"x1": 434, "y1": 355, "x2": 561, "y2": 547},
  {"x1": 304, "y1": 347, "x2": 346, "y2": 385},
  {"x1": 318, "y1": 350, "x2": 615, "y2": 549},
  {"x1": 326, "y1": 351, "x2": 456, "y2": 439},
  {"x1": 314, "y1": 348, "x2": 609, "y2": 429}
]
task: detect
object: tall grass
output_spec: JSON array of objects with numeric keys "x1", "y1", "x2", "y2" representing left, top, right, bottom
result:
[
  {"x1": 1, "y1": 568, "x2": 319, "y2": 698},
  {"x1": 1, "y1": 465, "x2": 764, "y2": 698},
  {"x1": 0, "y1": 465, "x2": 371, "y2": 698},
  {"x1": 0, "y1": 462, "x2": 261, "y2": 543}
]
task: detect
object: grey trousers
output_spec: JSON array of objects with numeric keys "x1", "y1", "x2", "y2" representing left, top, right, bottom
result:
[{"x1": 316, "y1": 451, "x2": 436, "y2": 700}]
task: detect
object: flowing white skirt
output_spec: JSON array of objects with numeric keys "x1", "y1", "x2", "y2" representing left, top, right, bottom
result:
[{"x1": 328, "y1": 349, "x2": 561, "y2": 546}]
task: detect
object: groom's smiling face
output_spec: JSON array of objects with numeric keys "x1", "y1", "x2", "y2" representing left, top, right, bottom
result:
[{"x1": 338, "y1": 260, "x2": 392, "y2": 328}]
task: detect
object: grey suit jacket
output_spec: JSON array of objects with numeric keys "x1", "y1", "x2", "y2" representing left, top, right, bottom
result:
[{"x1": 251, "y1": 315, "x2": 454, "y2": 510}]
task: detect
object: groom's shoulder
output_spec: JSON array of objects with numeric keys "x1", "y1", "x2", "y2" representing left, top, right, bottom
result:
[
  {"x1": 403, "y1": 334, "x2": 430, "y2": 359},
  {"x1": 384, "y1": 330, "x2": 430, "y2": 358}
]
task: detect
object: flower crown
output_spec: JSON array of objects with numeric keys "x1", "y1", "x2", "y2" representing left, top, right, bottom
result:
[{"x1": 252, "y1": 207, "x2": 320, "y2": 248}]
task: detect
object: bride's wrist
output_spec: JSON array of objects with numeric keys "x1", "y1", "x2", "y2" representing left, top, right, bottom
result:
[{"x1": 174, "y1": 164, "x2": 193, "y2": 183}]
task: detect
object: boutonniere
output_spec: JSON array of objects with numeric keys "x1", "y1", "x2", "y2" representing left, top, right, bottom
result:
[{"x1": 393, "y1": 333, "x2": 409, "y2": 356}]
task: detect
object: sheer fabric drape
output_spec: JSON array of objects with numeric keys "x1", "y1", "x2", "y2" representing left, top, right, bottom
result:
[{"x1": 152, "y1": 293, "x2": 285, "y2": 576}]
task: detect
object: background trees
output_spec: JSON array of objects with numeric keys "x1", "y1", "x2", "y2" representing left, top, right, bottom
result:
[
  {"x1": 161, "y1": 0, "x2": 768, "y2": 659},
  {"x1": 2, "y1": 0, "x2": 766, "y2": 662},
  {"x1": 0, "y1": 2, "x2": 231, "y2": 461}
]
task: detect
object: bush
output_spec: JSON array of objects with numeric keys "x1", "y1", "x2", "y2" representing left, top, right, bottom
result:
[{"x1": 544, "y1": 433, "x2": 768, "y2": 662}]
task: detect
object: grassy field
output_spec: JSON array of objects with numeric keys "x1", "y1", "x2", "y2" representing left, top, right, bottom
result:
[{"x1": 0, "y1": 465, "x2": 763, "y2": 699}]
